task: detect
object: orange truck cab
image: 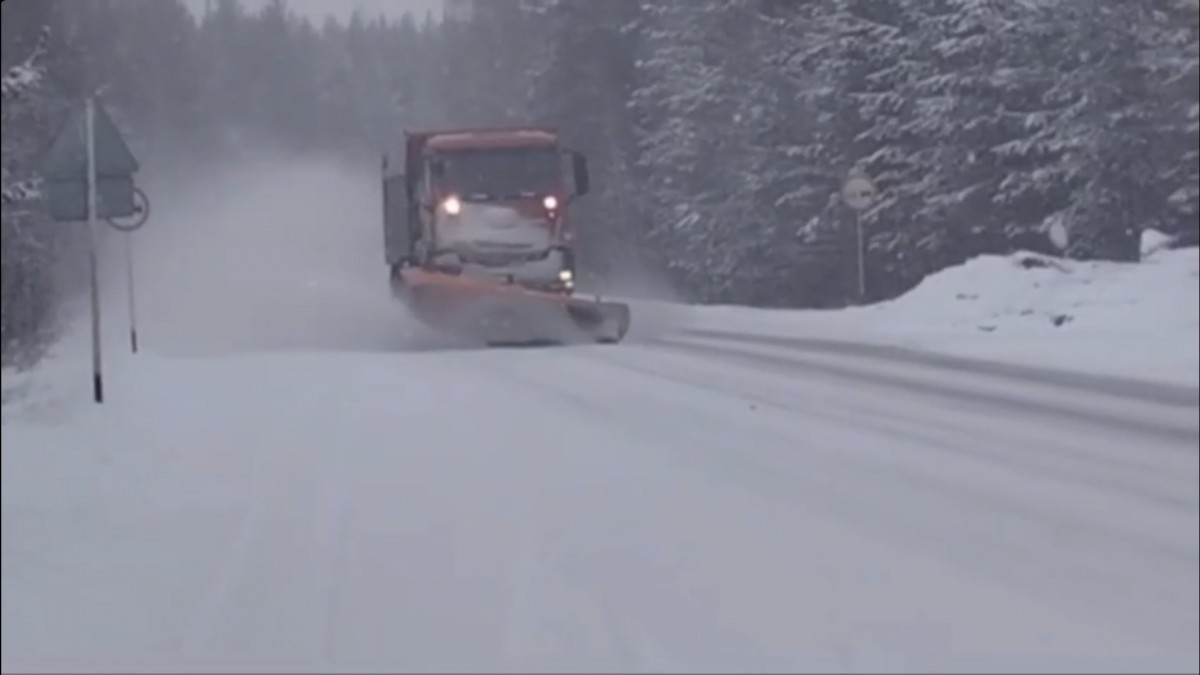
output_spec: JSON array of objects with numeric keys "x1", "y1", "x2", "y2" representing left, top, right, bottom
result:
[{"x1": 383, "y1": 126, "x2": 590, "y2": 295}]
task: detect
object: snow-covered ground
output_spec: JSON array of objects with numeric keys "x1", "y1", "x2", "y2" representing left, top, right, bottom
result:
[
  {"x1": 4, "y1": 322, "x2": 1198, "y2": 673},
  {"x1": 3, "y1": 161, "x2": 1197, "y2": 673},
  {"x1": 675, "y1": 235, "x2": 1200, "y2": 387}
]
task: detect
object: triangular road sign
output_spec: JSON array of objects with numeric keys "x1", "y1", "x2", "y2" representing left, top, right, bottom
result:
[{"x1": 41, "y1": 100, "x2": 139, "y2": 180}]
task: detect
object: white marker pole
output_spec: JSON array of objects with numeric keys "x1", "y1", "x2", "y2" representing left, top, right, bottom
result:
[{"x1": 85, "y1": 96, "x2": 104, "y2": 403}]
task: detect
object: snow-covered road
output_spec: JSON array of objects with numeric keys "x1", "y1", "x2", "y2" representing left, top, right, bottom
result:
[
  {"x1": 4, "y1": 332, "x2": 1196, "y2": 673},
  {"x1": 3, "y1": 161, "x2": 1197, "y2": 672}
]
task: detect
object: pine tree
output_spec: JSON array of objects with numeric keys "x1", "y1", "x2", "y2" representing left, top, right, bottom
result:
[
  {"x1": 1149, "y1": 0, "x2": 1199, "y2": 245},
  {"x1": 630, "y1": 0, "x2": 724, "y2": 299},
  {"x1": 1, "y1": 26, "x2": 50, "y2": 206},
  {"x1": 439, "y1": 0, "x2": 536, "y2": 126},
  {"x1": 880, "y1": 0, "x2": 1053, "y2": 286},
  {"x1": 525, "y1": 0, "x2": 645, "y2": 284},
  {"x1": 1, "y1": 22, "x2": 64, "y2": 363},
  {"x1": 993, "y1": 0, "x2": 1168, "y2": 262}
]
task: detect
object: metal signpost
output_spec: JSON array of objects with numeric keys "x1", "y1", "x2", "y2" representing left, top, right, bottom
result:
[
  {"x1": 840, "y1": 172, "x2": 879, "y2": 303},
  {"x1": 109, "y1": 186, "x2": 151, "y2": 354},
  {"x1": 1047, "y1": 219, "x2": 1070, "y2": 253},
  {"x1": 42, "y1": 94, "x2": 148, "y2": 403}
]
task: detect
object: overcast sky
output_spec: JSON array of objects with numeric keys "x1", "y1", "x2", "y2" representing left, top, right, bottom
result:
[{"x1": 182, "y1": 0, "x2": 443, "y2": 24}]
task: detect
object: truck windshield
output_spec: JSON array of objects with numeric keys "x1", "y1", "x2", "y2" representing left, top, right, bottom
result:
[{"x1": 436, "y1": 147, "x2": 561, "y2": 199}]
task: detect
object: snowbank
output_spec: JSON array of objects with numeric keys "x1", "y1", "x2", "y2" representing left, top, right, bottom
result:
[{"x1": 682, "y1": 240, "x2": 1200, "y2": 387}]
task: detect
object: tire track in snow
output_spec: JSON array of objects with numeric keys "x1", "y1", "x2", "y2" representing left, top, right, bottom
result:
[
  {"x1": 509, "y1": 538, "x2": 643, "y2": 671},
  {"x1": 658, "y1": 336, "x2": 1198, "y2": 446},
  {"x1": 489, "y1": 345, "x2": 1198, "y2": 653},
  {"x1": 312, "y1": 437, "x2": 353, "y2": 668},
  {"x1": 178, "y1": 452, "x2": 279, "y2": 661},
  {"x1": 474, "y1": 351, "x2": 882, "y2": 671},
  {"x1": 636, "y1": 337, "x2": 1195, "y2": 488},
  {"x1": 677, "y1": 327, "x2": 1199, "y2": 408},
  {"x1": 473, "y1": 351, "x2": 794, "y2": 672},
  {"x1": 176, "y1": 453, "x2": 353, "y2": 669},
  {"x1": 458, "y1": 379, "x2": 644, "y2": 672},
  {"x1": 586, "y1": 344, "x2": 1198, "y2": 566},
  {"x1": 594, "y1": 343, "x2": 1197, "y2": 514},
  {"x1": 500, "y1": 527, "x2": 641, "y2": 673}
]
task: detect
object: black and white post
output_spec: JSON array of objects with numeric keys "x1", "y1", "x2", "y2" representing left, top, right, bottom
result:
[
  {"x1": 840, "y1": 173, "x2": 879, "y2": 304},
  {"x1": 124, "y1": 230, "x2": 138, "y2": 353},
  {"x1": 107, "y1": 187, "x2": 151, "y2": 354},
  {"x1": 85, "y1": 95, "x2": 104, "y2": 403}
]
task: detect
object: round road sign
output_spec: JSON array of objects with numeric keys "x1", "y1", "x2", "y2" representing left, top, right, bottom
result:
[
  {"x1": 106, "y1": 186, "x2": 150, "y2": 233},
  {"x1": 841, "y1": 175, "x2": 878, "y2": 212}
]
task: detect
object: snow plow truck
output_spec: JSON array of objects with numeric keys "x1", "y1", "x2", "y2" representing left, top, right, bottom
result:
[{"x1": 382, "y1": 126, "x2": 631, "y2": 346}]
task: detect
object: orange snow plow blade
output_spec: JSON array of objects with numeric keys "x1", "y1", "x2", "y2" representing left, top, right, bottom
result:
[{"x1": 395, "y1": 268, "x2": 631, "y2": 346}]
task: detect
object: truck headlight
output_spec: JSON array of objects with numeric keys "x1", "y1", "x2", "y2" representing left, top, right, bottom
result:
[
  {"x1": 558, "y1": 268, "x2": 573, "y2": 282},
  {"x1": 442, "y1": 196, "x2": 462, "y2": 216}
]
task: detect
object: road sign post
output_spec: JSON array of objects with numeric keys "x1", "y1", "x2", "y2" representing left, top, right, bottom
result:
[
  {"x1": 109, "y1": 187, "x2": 150, "y2": 354},
  {"x1": 840, "y1": 173, "x2": 879, "y2": 304},
  {"x1": 124, "y1": 233, "x2": 137, "y2": 353},
  {"x1": 41, "y1": 94, "x2": 146, "y2": 403},
  {"x1": 85, "y1": 97, "x2": 103, "y2": 402}
]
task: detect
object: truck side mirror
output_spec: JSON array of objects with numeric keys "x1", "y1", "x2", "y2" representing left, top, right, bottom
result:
[{"x1": 571, "y1": 152, "x2": 590, "y2": 197}]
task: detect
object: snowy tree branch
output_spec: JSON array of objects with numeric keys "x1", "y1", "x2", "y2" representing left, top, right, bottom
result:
[
  {"x1": 0, "y1": 26, "x2": 50, "y2": 103},
  {"x1": 0, "y1": 176, "x2": 42, "y2": 207}
]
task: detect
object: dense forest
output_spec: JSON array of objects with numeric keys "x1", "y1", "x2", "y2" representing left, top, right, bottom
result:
[{"x1": 3, "y1": 0, "x2": 1198, "y2": 365}]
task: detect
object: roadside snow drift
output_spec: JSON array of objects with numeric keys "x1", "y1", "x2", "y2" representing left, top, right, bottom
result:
[{"x1": 682, "y1": 242, "x2": 1200, "y2": 386}]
